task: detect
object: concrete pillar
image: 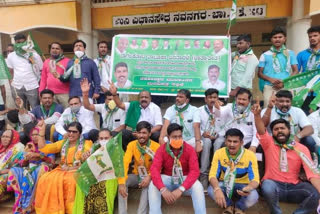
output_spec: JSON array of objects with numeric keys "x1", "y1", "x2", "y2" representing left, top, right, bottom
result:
[
  {"x1": 78, "y1": 0, "x2": 93, "y2": 58},
  {"x1": 0, "y1": 34, "x2": 3, "y2": 54},
  {"x1": 286, "y1": 0, "x2": 311, "y2": 54},
  {"x1": 92, "y1": 30, "x2": 99, "y2": 59}
]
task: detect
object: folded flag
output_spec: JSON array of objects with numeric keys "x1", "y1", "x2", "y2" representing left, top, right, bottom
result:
[{"x1": 0, "y1": 54, "x2": 12, "y2": 79}]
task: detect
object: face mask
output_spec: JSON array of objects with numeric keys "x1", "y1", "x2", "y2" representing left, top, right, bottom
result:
[
  {"x1": 177, "y1": 103, "x2": 187, "y2": 109},
  {"x1": 236, "y1": 105, "x2": 247, "y2": 114},
  {"x1": 51, "y1": 54, "x2": 60, "y2": 59},
  {"x1": 99, "y1": 139, "x2": 109, "y2": 147},
  {"x1": 275, "y1": 107, "x2": 290, "y2": 117},
  {"x1": 70, "y1": 106, "x2": 81, "y2": 114},
  {"x1": 170, "y1": 139, "x2": 183, "y2": 149},
  {"x1": 108, "y1": 100, "x2": 116, "y2": 110},
  {"x1": 74, "y1": 51, "x2": 84, "y2": 58}
]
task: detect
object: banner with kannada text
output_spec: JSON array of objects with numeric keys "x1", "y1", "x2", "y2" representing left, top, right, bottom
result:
[{"x1": 111, "y1": 34, "x2": 231, "y2": 97}]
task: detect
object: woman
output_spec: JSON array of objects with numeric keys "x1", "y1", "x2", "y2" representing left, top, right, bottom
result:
[
  {"x1": 0, "y1": 129, "x2": 24, "y2": 202},
  {"x1": 35, "y1": 121, "x2": 92, "y2": 214},
  {"x1": 7, "y1": 127, "x2": 55, "y2": 214}
]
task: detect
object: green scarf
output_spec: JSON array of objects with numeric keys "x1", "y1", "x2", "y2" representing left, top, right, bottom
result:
[
  {"x1": 224, "y1": 147, "x2": 244, "y2": 199},
  {"x1": 61, "y1": 55, "x2": 86, "y2": 80},
  {"x1": 306, "y1": 48, "x2": 320, "y2": 71},
  {"x1": 104, "y1": 105, "x2": 119, "y2": 131},
  {"x1": 204, "y1": 105, "x2": 216, "y2": 136},
  {"x1": 270, "y1": 45, "x2": 290, "y2": 74},
  {"x1": 233, "y1": 47, "x2": 253, "y2": 61},
  {"x1": 174, "y1": 104, "x2": 191, "y2": 138},
  {"x1": 125, "y1": 101, "x2": 141, "y2": 131},
  {"x1": 165, "y1": 142, "x2": 184, "y2": 184},
  {"x1": 40, "y1": 102, "x2": 56, "y2": 119},
  {"x1": 274, "y1": 135, "x2": 320, "y2": 174},
  {"x1": 136, "y1": 140, "x2": 155, "y2": 161},
  {"x1": 97, "y1": 55, "x2": 109, "y2": 79}
]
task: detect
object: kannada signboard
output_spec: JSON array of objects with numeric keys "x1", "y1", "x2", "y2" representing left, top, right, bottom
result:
[{"x1": 111, "y1": 34, "x2": 231, "y2": 97}]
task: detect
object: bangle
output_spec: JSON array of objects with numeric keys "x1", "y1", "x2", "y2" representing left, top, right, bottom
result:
[
  {"x1": 160, "y1": 187, "x2": 167, "y2": 194},
  {"x1": 213, "y1": 187, "x2": 221, "y2": 193}
]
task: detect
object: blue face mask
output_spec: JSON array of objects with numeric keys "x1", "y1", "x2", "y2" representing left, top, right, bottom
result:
[{"x1": 275, "y1": 107, "x2": 290, "y2": 117}]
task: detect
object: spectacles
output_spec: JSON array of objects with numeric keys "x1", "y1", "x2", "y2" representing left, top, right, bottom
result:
[{"x1": 67, "y1": 130, "x2": 79, "y2": 134}]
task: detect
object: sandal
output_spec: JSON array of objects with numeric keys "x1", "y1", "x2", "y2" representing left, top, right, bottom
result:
[
  {"x1": 222, "y1": 206, "x2": 234, "y2": 214},
  {"x1": 234, "y1": 208, "x2": 245, "y2": 214}
]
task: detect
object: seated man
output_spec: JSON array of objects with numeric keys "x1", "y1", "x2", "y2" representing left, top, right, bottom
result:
[
  {"x1": 149, "y1": 123, "x2": 206, "y2": 214},
  {"x1": 118, "y1": 121, "x2": 160, "y2": 214},
  {"x1": 55, "y1": 96, "x2": 98, "y2": 140},
  {"x1": 198, "y1": 88, "x2": 221, "y2": 189},
  {"x1": 109, "y1": 82, "x2": 162, "y2": 150},
  {"x1": 81, "y1": 78, "x2": 125, "y2": 134},
  {"x1": 262, "y1": 90, "x2": 316, "y2": 153},
  {"x1": 159, "y1": 89, "x2": 202, "y2": 153},
  {"x1": 208, "y1": 128, "x2": 259, "y2": 214},
  {"x1": 308, "y1": 108, "x2": 320, "y2": 148},
  {"x1": 252, "y1": 102, "x2": 320, "y2": 214},
  {"x1": 215, "y1": 88, "x2": 259, "y2": 153}
]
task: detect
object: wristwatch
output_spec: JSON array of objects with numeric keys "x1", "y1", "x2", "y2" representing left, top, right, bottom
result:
[{"x1": 178, "y1": 186, "x2": 185, "y2": 193}]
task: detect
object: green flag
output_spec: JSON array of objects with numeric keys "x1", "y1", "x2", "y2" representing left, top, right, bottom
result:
[
  {"x1": 74, "y1": 132, "x2": 124, "y2": 195},
  {"x1": 227, "y1": 0, "x2": 237, "y2": 30},
  {"x1": 0, "y1": 54, "x2": 12, "y2": 79},
  {"x1": 28, "y1": 32, "x2": 43, "y2": 57}
]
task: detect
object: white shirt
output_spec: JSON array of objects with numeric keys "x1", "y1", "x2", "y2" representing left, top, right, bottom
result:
[
  {"x1": 94, "y1": 56, "x2": 111, "y2": 90},
  {"x1": 55, "y1": 106, "x2": 97, "y2": 135},
  {"x1": 198, "y1": 105, "x2": 221, "y2": 135},
  {"x1": 7, "y1": 51, "x2": 43, "y2": 90},
  {"x1": 219, "y1": 103, "x2": 259, "y2": 147},
  {"x1": 202, "y1": 79, "x2": 226, "y2": 90},
  {"x1": 212, "y1": 48, "x2": 228, "y2": 56},
  {"x1": 124, "y1": 102, "x2": 162, "y2": 127},
  {"x1": 261, "y1": 106, "x2": 312, "y2": 135},
  {"x1": 308, "y1": 109, "x2": 320, "y2": 146},
  {"x1": 94, "y1": 104, "x2": 126, "y2": 131},
  {"x1": 164, "y1": 104, "x2": 200, "y2": 141},
  {"x1": 115, "y1": 80, "x2": 132, "y2": 88}
]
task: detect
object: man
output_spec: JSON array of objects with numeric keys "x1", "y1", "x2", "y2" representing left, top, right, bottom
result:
[
  {"x1": 55, "y1": 96, "x2": 98, "y2": 140},
  {"x1": 6, "y1": 44, "x2": 14, "y2": 56},
  {"x1": 114, "y1": 62, "x2": 132, "y2": 89},
  {"x1": 81, "y1": 78, "x2": 125, "y2": 133},
  {"x1": 151, "y1": 40, "x2": 159, "y2": 51},
  {"x1": 261, "y1": 90, "x2": 316, "y2": 153},
  {"x1": 140, "y1": 40, "x2": 149, "y2": 49},
  {"x1": 159, "y1": 89, "x2": 202, "y2": 153},
  {"x1": 212, "y1": 40, "x2": 228, "y2": 56},
  {"x1": 198, "y1": 88, "x2": 221, "y2": 189},
  {"x1": 109, "y1": 82, "x2": 162, "y2": 150},
  {"x1": 202, "y1": 64, "x2": 226, "y2": 90},
  {"x1": 163, "y1": 40, "x2": 170, "y2": 50},
  {"x1": 118, "y1": 121, "x2": 160, "y2": 214},
  {"x1": 39, "y1": 42, "x2": 70, "y2": 108},
  {"x1": 214, "y1": 88, "x2": 259, "y2": 153},
  {"x1": 230, "y1": 35, "x2": 259, "y2": 97},
  {"x1": 203, "y1": 40, "x2": 211, "y2": 49},
  {"x1": 184, "y1": 40, "x2": 191, "y2": 49},
  {"x1": 208, "y1": 128, "x2": 259, "y2": 214},
  {"x1": 55, "y1": 39, "x2": 100, "y2": 100},
  {"x1": 130, "y1": 39, "x2": 139, "y2": 49},
  {"x1": 7, "y1": 34, "x2": 43, "y2": 108},
  {"x1": 116, "y1": 37, "x2": 129, "y2": 54},
  {"x1": 252, "y1": 102, "x2": 320, "y2": 214},
  {"x1": 297, "y1": 26, "x2": 320, "y2": 114},
  {"x1": 149, "y1": 123, "x2": 206, "y2": 214},
  {"x1": 258, "y1": 27, "x2": 299, "y2": 107},
  {"x1": 308, "y1": 108, "x2": 320, "y2": 147},
  {"x1": 94, "y1": 41, "x2": 111, "y2": 104},
  {"x1": 4, "y1": 44, "x2": 15, "y2": 109},
  {"x1": 194, "y1": 40, "x2": 200, "y2": 49}
]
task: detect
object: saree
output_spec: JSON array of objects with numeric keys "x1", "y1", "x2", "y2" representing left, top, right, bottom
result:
[
  {"x1": 35, "y1": 139, "x2": 92, "y2": 214},
  {"x1": 7, "y1": 141, "x2": 55, "y2": 214}
]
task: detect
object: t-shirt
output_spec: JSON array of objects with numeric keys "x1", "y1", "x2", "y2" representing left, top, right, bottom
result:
[{"x1": 297, "y1": 49, "x2": 320, "y2": 72}]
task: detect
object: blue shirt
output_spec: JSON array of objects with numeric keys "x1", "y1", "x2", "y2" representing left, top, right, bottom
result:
[
  {"x1": 31, "y1": 103, "x2": 64, "y2": 120},
  {"x1": 63, "y1": 57, "x2": 101, "y2": 97},
  {"x1": 258, "y1": 49, "x2": 298, "y2": 85},
  {"x1": 297, "y1": 49, "x2": 320, "y2": 72}
]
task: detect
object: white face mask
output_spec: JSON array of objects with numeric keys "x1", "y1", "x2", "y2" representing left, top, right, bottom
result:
[
  {"x1": 177, "y1": 102, "x2": 187, "y2": 109},
  {"x1": 99, "y1": 139, "x2": 109, "y2": 147},
  {"x1": 236, "y1": 105, "x2": 247, "y2": 114},
  {"x1": 74, "y1": 51, "x2": 84, "y2": 58}
]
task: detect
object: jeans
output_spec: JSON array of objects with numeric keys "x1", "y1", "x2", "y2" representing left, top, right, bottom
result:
[
  {"x1": 148, "y1": 175, "x2": 206, "y2": 214},
  {"x1": 300, "y1": 136, "x2": 316, "y2": 153},
  {"x1": 208, "y1": 182, "x2": 259, "y2": 211},
  {"x1": 118, "y1": 174, "x2": 148, "y2": 214},
  {"x1": 200, "y1": 137, "x2": 212, "y2": 174},
  {"x1": 262, "y1": 179, "x2": 320, "y2": 214},
  {"x1": 12, "y1": 86, "x2": 39, "y2": 109}
]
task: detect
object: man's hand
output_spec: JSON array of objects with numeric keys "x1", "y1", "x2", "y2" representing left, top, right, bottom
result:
[
  {"x1": 237, "y1": 185, "x2": 252, "y2": 196},
  {"x1": 93, "y1": 93, "x2": 100, "y2": 100},
  {"x1": 195, "y1": 141, "x2": 203, "y2": 153},
  {"x1": 214, "y1": 189, "x2": 227, "y2": 208},
  {"x1": 248, "y1": 146, "x2": 257, "y2": 153},
  {"x1": 139, "y1": 175, "x2": 151, "y2": 188},
  {"x1": 172, "y1": 188, "x2": 183, "y2": 200},
  {"x1": 162, "y1": 189, "x2": 176, "y2": 204},
  {"x1": 52, "y1": 71, "x2": 61, "y2": 79},
  {"x1": 119, "y1": 184, "x2": 128, "y2": 198},
  {"x1": 273, "y1": 81, "x2": 284, "y2": 90},
  {"x1": 214, "y1": 100, "x2": 224, "y2": 110},
  {"x1": 268, "y1": 91, "x2": 276, "y2": 109},
  {"x1": 101, "y1": 86, "x2": 108, "y2": 93},
  {"x1": 108, "y1": 81, "x2": 117, "y2": 95},
  {"x1": 251, "y1": 98, "x2": 261, "y2": 116},
  {"x1": 15, "y1": 96, "x2": 24, "y2": 109},
  {"x1": 202, "y1": 131, "x2": 211, "y2": 139},
  {"x1": 80, "y1": 78, "x2": 90, "y2": 94}
]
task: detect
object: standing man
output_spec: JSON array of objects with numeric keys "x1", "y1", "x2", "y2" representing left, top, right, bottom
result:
[
  {"x1": 159, "y1": 89, "x2": 202, "y2": 153},
  {"x1": 54, "y1": 40, "x2": 100, "y2": 100},
  {"x1": 252, "y1": 102, "x2": 320, "y2": 214},
  {"x1": 208, "y1": 128, "x2": 259, "y2": 214},
  {"x1": 7, "y1": 34, "x2": 43, "y2": 109},
  {"x1": 230, "y1": 35, "x2": 259, "y2": 97},
  {"x1": 149, "y1": 123, "x2": 206, "y2": 214},
  {"x1": 118, "y1": 121, "x2": 160, "y2": 214},
  {"x1": 94, "y1": 41, "x2": 111, "y2": 104},
  {"x1": 39, "y1": 42, "x2": 70, "y2": 108},
  {"x1": 258, "y1": 27, "x2": 298, "y2": 107}
]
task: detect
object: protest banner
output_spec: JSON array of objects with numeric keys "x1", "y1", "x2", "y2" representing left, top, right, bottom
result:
[{"x1": 111, "y1": 34, "x2": 231, "y2": 97}]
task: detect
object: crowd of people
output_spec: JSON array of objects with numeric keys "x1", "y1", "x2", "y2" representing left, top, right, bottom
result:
[{"x1": 0, "y1": 25, "x2": 319, "y2": 214}]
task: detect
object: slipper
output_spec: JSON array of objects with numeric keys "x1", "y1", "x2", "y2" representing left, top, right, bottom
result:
[
  {"x1": 234, "y1": 208, "x2": 245, "y2": 214},
  {"x1": 222, "y1": 206, "x2": 234, "y2": 214}
]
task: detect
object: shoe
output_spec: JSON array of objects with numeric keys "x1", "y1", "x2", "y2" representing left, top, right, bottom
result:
[
  {"x1": 234, "y1": 207, "x2": 245, "y2": 214},
  {"x1": 222, "y1": 206, "x2": 234, "y2": 214}
]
